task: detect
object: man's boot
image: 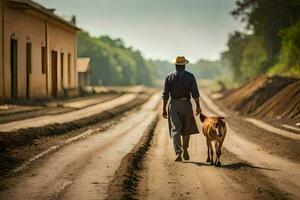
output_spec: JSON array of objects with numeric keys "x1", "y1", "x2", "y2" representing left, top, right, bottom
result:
[
  {"x1": 175, "y1": 152, "x2": 182, "y2": 162},
  {"x1": 183, "y1": 148, "x2": 190, "y2": 160}
]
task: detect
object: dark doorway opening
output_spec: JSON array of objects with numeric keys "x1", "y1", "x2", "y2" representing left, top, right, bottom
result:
[
  {"x1": 26, "y1": 42, "x2": 32, "y2": 99},
  {"x1": 41, "y1": 46, "x2": 47, "y2": 74},
  {"x1": 51, "y1": 50, "x2": 58, "y2": 98},
  {"x1": 68, "y1": 54, "x2": 71, "y2": 86},
  {"x1": 61, "y1": 53, "x2": 64, "y2": 89},
  {"x1": 10, "y1": 39, "x2": 18, "y2": 100}
]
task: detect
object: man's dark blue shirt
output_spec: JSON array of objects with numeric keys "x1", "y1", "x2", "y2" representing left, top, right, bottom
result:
[{"x1": 162, "y1": 69, "x2": 200, "y2": 101}]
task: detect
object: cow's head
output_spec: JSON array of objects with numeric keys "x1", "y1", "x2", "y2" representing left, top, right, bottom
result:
[{"x1": 212, "y1": 117, "x2": 226, "y2": 137}]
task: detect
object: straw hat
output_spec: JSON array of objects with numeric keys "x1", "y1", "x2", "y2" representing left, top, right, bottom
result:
[{"x1": 172, "y1": 56, "x2": 189, "y2": 65}]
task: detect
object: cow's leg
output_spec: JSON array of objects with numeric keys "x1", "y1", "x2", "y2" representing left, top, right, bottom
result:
[
  {"x1": 206, "y1": 138, "x2": 210, "y2": 163},
  {"x1": 209, "y1": 142, "x2": 214, "y2": 165},
  {"x1": 214, "y1": 142, "x2": 219, "y2": 166},
  {"x1": 216, "y1": 138, "x2": 225, "y2": 167},
  {"x1": 215, "y1": 143, "x2": 221, "y2": 167}
]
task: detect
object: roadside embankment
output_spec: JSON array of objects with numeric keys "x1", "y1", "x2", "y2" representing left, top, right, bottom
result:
[
  {"x1": 221, "y1": 76, "x2": 297, "y2": 116},
  {"x1": 216, "y1": 75, "x2": 300, "y2": 129},
  {"x1": 252, "y1": 80, "x2": 300, "y2": 120}
]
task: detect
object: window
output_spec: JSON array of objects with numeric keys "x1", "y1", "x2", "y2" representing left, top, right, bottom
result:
[{"x1": 41, "y1": 47, "x2": 47, "y2": 74}]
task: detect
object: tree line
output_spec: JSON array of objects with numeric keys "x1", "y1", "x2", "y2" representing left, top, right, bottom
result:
[
  {"x1": 222, "y1": 0, "x2": 300, "y2": 82},
  {"x1": 78, "y1": 31, "x2": 229, "y2": 86},
  {"x1": 77, "y1": 31, "x2": 155, "y2": 86},
  {"x1": 149, "y1": 59, "x2": 228, "y2": 80}
]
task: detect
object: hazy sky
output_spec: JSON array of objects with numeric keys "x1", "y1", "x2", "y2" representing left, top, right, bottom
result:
[{"x1": 36, "y1": 0, "x2": 243, "y2": 63}]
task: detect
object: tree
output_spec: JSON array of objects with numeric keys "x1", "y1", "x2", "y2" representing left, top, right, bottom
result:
[
  {"x1": 77, "y1": 31, "x2": 155, "y2": 86},
  {"x1": 223, "y1": 0, "x2": 300, "y2": 82},
  {"x1": 270, "y1": 20, "x2": 300, "y2": 76},
  {"x1": 223, "y1": 31, "x2": 249, "y2": 82},
  {"x1": 232, "y1": 0, "x2": 300, "y2": 65},
  {"x1": 240, "y1": 35, "x2": 269, "y2": 79}
]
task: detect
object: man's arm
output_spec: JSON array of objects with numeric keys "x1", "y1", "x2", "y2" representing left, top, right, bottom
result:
[
  {"x1": 193, "y1": 97, "x2": 202, "y2": 115},
  {"x1": 162, "y1": 99, "x2": 168, "y2": 119},
  {"x1": 191, "y1": 75, "x2": 202, "y2": 115},
  {"x1": 162, "y1": 76, "x2": 170, "y2": 119}
]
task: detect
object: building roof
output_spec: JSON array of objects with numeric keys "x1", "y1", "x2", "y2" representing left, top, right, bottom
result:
[
  {"x1": 77, "y1": 58, "x2": 91, "y2": 73},
  {"x1": 8, "y1": 0, "x2": 81, "y2": 31}
]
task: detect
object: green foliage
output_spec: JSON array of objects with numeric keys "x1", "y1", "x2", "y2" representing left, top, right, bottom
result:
[
  {"x1": 269, "y1": 20, "x2": 300, "y2": 77},
  {"x1": 77, "y1": 31, "x2": 154, "y2": 86},
  {"x1": 223, "y1": 0, "x2": 300, "y2": 82},
  {"x1": 149, "y1": 58, "x2": 229, "y2": 82},
  {"x1": 147, "y1": 60, "x2": 174, "y2": 79},
  {"x1": 133, "y1": 51, "x2": 155, "y2": 86},
  {"x1": 222, "y1": 31, "x2": 249, "y2": 82},
  {"x1": 240, "y1": 36, "x2": 269, "y2": 79},
  {"x1": 189, "y1": 59, "x2": 229, "y2": 80},
  {"x1": 232, "y1": 0, "x2": 300, "y2": 61}
]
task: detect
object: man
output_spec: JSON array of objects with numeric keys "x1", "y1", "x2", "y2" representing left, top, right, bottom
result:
[{"x1": 162, "y1": 56, "x2": 202, "y2": 162}]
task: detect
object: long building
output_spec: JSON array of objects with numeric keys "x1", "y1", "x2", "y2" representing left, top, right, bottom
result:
[{"x1": 0, "y1": 0, "x2": 80, "y2": 100}]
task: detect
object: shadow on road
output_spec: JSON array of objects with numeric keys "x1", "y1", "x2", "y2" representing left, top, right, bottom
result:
[
  {"x1": 183, "y1": 161, "x2": 211, "y2": 167},
  {"x1": 183, "y1": 161, "x2": 277, "y2": 171},
  {"x1": 221, "y1": 161, "x2": 277, "y2": 171}
]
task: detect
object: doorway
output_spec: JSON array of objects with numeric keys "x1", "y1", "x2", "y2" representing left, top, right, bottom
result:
[
  {"x1": 61, "y1": 53, "x2": 64, "y2": 89},
  {"x1": 26, "y1": 42, "x2": 32, "y2": 99},
  {"x1": 10, "y1": 39, "x2": 18, "y2": 99},
  {"x1": 51, "y1": 50, "x2": 58, "y2": 98}
]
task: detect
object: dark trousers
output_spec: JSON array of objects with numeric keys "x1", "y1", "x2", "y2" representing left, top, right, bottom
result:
[
  {"x1": 168, "y1": 99, "x2": 194, "y2": 154},
  {"x1": 173, "y1": 133, "x2": 190, "y2": 155}
]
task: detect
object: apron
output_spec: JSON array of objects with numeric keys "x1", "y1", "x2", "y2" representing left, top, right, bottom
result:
[{"x1": 168, "y1": 99, "x2": 199, "y2": 138}]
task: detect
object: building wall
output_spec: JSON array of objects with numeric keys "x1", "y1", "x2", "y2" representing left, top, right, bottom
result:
[
  {"x1": 3, "y1": 6, "x2": 47, "y2": 99},
  {"x1": 78, "y1": 72, "x2": 89, "y2": 89},
  {"x1": 1, "y1": 2, "x2": 78, "y2": 100},
  {"x1": 0, "y1": 0, "x2": 4, "y2": 100},
  {"x1": 47, "y1": 20, "x2": 77, "y2": 97}
]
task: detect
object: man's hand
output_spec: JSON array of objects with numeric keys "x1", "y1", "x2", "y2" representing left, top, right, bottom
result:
[
  {"x1": 193, "y1": 97, "x2": 201, "y2": 116},
  {"x1": 162, "y1": 99, "x2": 168, "y2": 119},
  {"x1": 163, "y1": 109, "x2": 168, "y2": 119},
  {"x1": 195, "y1": 106, "x2": 202, "y2": 116}
]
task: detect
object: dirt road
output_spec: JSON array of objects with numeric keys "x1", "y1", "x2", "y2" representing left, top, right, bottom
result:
[
  {"x1": 1, "y1": 90, "x2": 300, "y2": 200},
  {"x1": 0, "y1": 94, "x2": 137, "y2": 132},
  {"x1": 138, "y1": 92, "x2": 300, "y2": 200},
  {"x1": 0, "y1": 94, "x2": 160, "y2": 200}
]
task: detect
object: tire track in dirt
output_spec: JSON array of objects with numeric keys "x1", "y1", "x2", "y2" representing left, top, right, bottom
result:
[
  {"x1": 137, "y1": 98, "x2": 290, "y2": 199},
  {"x1": 202, "y1": 91, "x2": 300, "y2": 198},
  {"x1": 0, "y1": 94, "x2": 160, "y2": 200}
]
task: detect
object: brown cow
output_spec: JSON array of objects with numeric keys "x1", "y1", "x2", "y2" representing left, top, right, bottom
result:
[{"x1": 200, "y1": 113, "x2": 227, "y2": 167}]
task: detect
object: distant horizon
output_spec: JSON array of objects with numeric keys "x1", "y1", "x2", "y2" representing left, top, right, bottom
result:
[{"x1": 35, "y1": 0, "x2": 244, "y2": 63}]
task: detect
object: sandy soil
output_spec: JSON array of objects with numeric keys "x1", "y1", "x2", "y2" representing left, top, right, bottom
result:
[
  {"x1": 0, "y1": 94, "x2": 160, "y2": 200},
  {"x1": 213, "y1": 97, "x2": 300, "y2": 164},
  {"x1": 138, "y1": 113, "x2": 290, "y2": 199},
  {"x1": 137, "y1": 92, "x2": 299, "y2": 200},
  {"x1": 0, "y1": 94, "x2": 121, "y2": 124},
  {"x1": 0, "y1": 87, "x2": 299, "y2": 200},
  {"x1": 0, "y1": 94, "x2": 137, "y2": 132}
]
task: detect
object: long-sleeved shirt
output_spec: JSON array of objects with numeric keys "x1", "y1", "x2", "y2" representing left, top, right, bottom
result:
[{"x1": 162, "y1": 69, "x2": 200, "y2": 101}]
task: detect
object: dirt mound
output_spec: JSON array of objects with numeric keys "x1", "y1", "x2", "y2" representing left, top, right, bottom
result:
[
  {"x1": 222, "y1": 76, "x2": 297, "y2": 115},
  {"x1": 252, "y1": 80, "x2": 300, "y2": 120}
]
